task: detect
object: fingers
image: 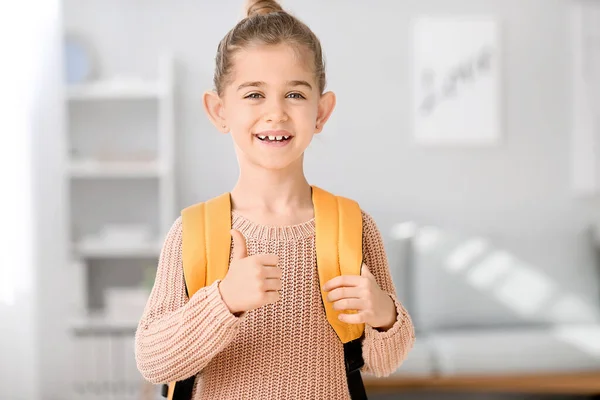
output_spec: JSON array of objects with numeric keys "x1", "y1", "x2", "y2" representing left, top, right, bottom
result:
[
  {"x1": 322, "y1": 275, "x2": 363, "y2": 292},
  {"x1": 254, "y1": 253, "x2": 279, "y2": 267},
  {"x1": 263, "y1": 278, "x2": 282, "y2": 292},
  {"x1": 230, "y1": 229, "x2": 248, "y2": 260},
  {"x1": 338, "y1": 312, "x2": 365, "y2": 324},
  {"x1": 326, "y1": 286, "x2": 361, "y2": 303},
  {"x1": 264, "y1": 290, "x2": 281, "y2": 304},
  {"x1": 332, "y1": 298, "x2": 363, "y2": 311},
  {"x1": 262, "y1": 266, "x2": 282, "y2": 279}
]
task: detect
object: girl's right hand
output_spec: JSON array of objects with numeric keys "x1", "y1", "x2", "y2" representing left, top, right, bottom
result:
[{"x1": 218, "y1": 229, "x2": 282, "y2": 314}]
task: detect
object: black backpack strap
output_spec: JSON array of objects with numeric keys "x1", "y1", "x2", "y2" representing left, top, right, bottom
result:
[
  {"x1": 161, "y1": 376, "x2": 196, "y2": 399},
  {"x1": 343, "y1": 338, "x2": 368, "y2": 400}
]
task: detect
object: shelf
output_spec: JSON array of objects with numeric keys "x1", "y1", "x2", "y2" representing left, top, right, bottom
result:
[
  {"x1": 74, "y1": 239, "x2": 162, "y2": 258},
  {"x1": 69, "y1": 160, "x2": 163, "y2": 178},
  {"x1": 70, "y1": 313, "x2": 139, "y2": 334},
  {"x1": 67, "y1": 80, "x2": 164, "y2": 100}
]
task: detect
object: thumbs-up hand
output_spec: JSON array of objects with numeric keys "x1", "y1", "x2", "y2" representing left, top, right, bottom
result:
[
  {"x1": 322, "y1": 263, "x2": 397, "y2": 331},
  {"x1": 218, "y1": 229, "x2": 282, "y2": 315}
]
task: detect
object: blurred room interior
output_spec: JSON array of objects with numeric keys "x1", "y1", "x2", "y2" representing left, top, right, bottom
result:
[{"x1": 1, "y1": 0, "x2": 600, "y2": 399}]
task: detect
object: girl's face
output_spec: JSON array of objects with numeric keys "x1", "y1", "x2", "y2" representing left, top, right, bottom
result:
[{"x1": 204, "y1": 43, "x2": 335, "y2": 172}]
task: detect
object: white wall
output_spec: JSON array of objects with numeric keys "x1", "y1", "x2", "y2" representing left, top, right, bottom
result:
[
  {"x1": 35, "y1": 17, "x2": 71, "y2": 400},
  {"x1": 0, "y1": 1, "x2": 64, "y2": 399}
]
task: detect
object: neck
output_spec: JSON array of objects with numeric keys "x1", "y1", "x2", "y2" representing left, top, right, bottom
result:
[{"x1": 230, "y1": 157, "x2": 312, "y2": 214}]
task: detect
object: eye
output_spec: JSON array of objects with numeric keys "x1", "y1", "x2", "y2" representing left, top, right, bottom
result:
[
  {"x1": 244, "y1": 93, "x2": 263, "y2": 99},
  {"x1": 287, "y1": 92, "x2": 306, "y2": 99}
]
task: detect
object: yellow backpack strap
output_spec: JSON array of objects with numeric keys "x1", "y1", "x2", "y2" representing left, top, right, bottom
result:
[
  {"x1": 166, "y1": 192, "x2": 232, "y2": 400},
  {"x1": 181, "y1": 192, "x2": 232, "y2": 296},
  {"x1": 311, "y1": 185, "x2": 365, "y2": 344}
]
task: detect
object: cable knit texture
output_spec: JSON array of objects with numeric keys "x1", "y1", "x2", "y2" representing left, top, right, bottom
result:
[{"x1": 135, "y1": 209, "x2": 415, "y2": 399}]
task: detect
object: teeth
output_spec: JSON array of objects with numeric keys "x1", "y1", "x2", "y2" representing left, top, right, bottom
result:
[{"x1": 256, "y1": 134, "x2": 291, "y2": 141}]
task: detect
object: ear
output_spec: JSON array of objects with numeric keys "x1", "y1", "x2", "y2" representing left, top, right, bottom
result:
[
  {"x1": 315, "y1": 91, "x2": 336, "y2": 134},
  {"x1": 203, "y1": 90, "x2": 229, "y2": 133}
]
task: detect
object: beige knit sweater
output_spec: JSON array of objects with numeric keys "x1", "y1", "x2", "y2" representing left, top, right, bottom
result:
[{"x1": 135, "y1": 209, "x2": 415, "y2": 399}]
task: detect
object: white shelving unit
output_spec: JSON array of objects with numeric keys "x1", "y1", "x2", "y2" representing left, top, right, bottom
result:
[
  {"x1": 70, "y1": 312, "x2": 141, "y2": 334},
  {"x1": 66, "y1": 55, "x2": 175, "y2": 269},
  {"x1": 64, "y1": 55, "x2": 175, "y2": 400},
  {"x1": 73, "y1": 239, "x2": 163, "y2": 259},
  {"x1": 69, "y1": 160, "x2": 164, "y2": 179},
  {"x1": 67, "y1": 81, "x2": 164, "y2": 100}
]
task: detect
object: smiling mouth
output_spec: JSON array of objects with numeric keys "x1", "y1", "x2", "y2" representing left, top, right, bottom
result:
[{"x1": 254, "y1": 134, "x2": 293, "y2": 142}]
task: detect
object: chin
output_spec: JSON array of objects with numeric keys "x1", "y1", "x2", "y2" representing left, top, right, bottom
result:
[
  {"x1": 235, "y1": 145, "x2": 305, "y2": 172},
  {"x1": 255, "y1": 160, "x2": 295, "y2": 171},
  {"x1": 252, "y1": 153, "x2": 304, "y2": 172}
]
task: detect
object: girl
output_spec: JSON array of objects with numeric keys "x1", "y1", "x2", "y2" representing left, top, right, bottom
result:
[{"x1": 135, "y1": 1, "x2": 415, "y2": 399}]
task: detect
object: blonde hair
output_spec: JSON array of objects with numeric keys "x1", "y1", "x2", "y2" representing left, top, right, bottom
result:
[{"x1": 213, "y1": 0, "x2": 326, "y2": 95}]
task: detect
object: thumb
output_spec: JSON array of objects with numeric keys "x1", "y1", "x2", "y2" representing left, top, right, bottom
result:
[{"x1": 230, "y1": 229, "x2": 248, "y2": 260}]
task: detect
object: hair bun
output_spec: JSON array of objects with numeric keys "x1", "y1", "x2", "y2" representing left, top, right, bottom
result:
[{"x1": 246, "y1": 0, "x2": 283, "y2": 18}]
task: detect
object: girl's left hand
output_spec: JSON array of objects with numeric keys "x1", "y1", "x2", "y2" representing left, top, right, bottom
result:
[{"x1": 323, "y1": 264, "x2": 398, "y2": 331}]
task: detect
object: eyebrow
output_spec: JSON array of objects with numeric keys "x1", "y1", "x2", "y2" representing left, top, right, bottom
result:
[{"x1": 237, "y1": 80, "x2": 313, "y2": 91}]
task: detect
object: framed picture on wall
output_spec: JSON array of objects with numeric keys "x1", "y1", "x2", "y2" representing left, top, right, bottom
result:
[{"x1": 411, "y1": 16, "x2": 502, "y2": 146}]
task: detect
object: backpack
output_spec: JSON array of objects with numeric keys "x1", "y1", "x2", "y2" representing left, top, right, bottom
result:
[{"x1": 162, "y1": 185, "x2": 368, "y2": 399}]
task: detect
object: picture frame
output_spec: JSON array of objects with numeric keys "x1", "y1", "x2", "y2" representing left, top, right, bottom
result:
[{"x1": 410, "y1": 16, "x2": 502, "y2": 146}]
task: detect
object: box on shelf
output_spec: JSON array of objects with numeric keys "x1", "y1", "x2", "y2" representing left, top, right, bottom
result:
[
  {"x1": 98, "y1": 224, "x2": 153, "y2": 243},
  {"x1": 78, "y1": 224, "x2": 154, "y2": 247},
  {"x1": 105, "y1": 287, "x2": 150, "y2": 321}
]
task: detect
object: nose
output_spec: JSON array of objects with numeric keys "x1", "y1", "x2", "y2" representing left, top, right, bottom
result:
[{"x1": 264, "y1": 98, "x2": 288, "y2": 123}]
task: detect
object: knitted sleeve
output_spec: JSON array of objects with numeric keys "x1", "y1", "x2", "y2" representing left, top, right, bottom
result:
[
  {"x1": 134, "y1": 217, "x2": 242, "y2": 384},
  {"x1": 359, "y1": 211, "x2": 416, "y2": 377}
]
